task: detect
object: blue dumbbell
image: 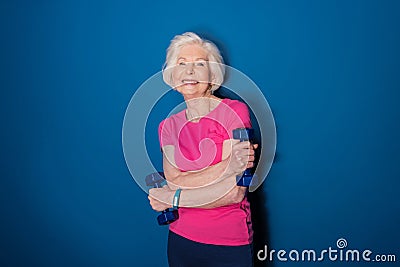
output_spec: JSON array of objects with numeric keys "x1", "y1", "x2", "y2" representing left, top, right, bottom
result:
[
  {"x1": 145, "y1": 172, "x2": 179, "y2": 225},
  {"x1": 233, "y1": 128, "x2": 255, "y2": 187}
]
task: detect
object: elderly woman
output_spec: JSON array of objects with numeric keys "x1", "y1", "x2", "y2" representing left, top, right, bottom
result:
[{"x1": 149, "y1": 32, "x2": 257, "y2": 267}]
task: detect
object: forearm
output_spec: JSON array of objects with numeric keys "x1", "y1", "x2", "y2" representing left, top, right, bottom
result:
[
  {"x1": 151, "y1": 141, "x2": 255, "y2": 209},
  {"x1": 166, "y1": 157, "x2": 234, "y2": 189},
  {"x1": 149, "y1": 175, "x2": 246, "y2": 209},
  {"x1": 202, "y1": 186, "x2": 247, "y2": 208},
  {"x1": 178, "y1": 175, "x2": 246, "y2": 208}
]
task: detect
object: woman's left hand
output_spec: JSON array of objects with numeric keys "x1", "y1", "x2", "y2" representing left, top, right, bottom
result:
[{"x1": 148, "y1": 186, "x2": 174, "y2": 212}]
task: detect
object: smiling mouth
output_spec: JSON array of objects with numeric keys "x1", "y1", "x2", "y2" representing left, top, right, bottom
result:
[{"x1": 181, "y1": 79, "x2": 199, "y2": 85}]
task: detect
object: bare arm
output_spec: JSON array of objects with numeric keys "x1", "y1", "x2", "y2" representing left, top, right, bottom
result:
[
  {"x1": 149, "y1": 175, "x2": 248, "y2": 210},
  {"x1": 148, "y1": 141, "x2": 257, "y2": 210},
  {"x1": 162, "y1": 139, "x2": 255, "y2": 189},
  {"x1": 161, "y1": 139, "x2": 235, "y2": 189}
]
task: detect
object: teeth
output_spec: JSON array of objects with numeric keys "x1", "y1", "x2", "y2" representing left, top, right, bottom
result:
[{"x1": 182, "y1": 80, "x2": 198, "y2": 84}]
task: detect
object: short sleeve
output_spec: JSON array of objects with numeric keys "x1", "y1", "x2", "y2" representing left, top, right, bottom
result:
[
  {"x1": 158, "y1": 119, "x2": 173, "y2": 148},
  {"x1": 225, "y1": 100, "x2": 252, "y2": 136}
]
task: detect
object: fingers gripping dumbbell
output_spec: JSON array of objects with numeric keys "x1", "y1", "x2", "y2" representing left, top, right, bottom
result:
[
  {"x1": 145, "y1": 172, "x2": 179, "y2": 225},
  {"x1": 233, "y1": 128, "x2": 256, "y2": 187}
]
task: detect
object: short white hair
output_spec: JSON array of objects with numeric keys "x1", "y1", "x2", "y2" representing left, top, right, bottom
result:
[{"x1": 162, "y1": 32, "x2": 225, "y2": 92}]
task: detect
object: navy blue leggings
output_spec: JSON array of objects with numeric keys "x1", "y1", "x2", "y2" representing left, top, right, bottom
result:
[{"x1": 167, "y1": 231, "x2": 253, "y2": 267}]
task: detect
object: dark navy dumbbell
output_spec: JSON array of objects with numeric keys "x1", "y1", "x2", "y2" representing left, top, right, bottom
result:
[
  {"x1": 145, "y1": 172, "x2": 179, "y2": 225},
  {"x1": 233, "y1": 128, "x2": 255, "y2": 187}
]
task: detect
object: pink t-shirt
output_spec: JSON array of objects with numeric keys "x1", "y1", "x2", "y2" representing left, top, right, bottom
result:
[{"x1": 158, "y1": 98, "x2": 253, "y2": 246}]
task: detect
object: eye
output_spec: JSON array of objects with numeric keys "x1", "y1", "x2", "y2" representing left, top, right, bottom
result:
[
  {"x1": 178, "y1": 62, "x2": 186, "y2": 66},
  {"x1": 195, "y1": 62, "x2": 205, "y2": 67}
]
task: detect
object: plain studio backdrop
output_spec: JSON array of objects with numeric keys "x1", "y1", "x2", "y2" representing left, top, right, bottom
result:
[{"x1": 1, "y1": 0, "x2": 399, "y2": 266}]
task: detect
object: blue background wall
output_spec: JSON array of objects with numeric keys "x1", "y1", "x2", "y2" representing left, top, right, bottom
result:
[{"x1": 1, "y1": 0, "x2": 399, "y2": 266}]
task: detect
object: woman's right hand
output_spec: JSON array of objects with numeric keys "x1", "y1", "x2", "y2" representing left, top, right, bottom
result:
[{"x1": 225, "y1": 140, "x2": 258, "y2": 176}]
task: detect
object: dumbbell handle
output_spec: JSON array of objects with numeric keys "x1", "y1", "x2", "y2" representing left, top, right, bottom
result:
[
  {"x1": 145, "y1": 172, "x2": 179, "y2": 225},
  {"x1": 233, "y1": 128, "x2": 254, "y2": 187},
  {"x1": 157, "y1": 209, "x2": 179, "y2": 225}
]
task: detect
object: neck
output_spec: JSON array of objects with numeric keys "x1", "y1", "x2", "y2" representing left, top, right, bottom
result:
[
  {"x1": 185, "y1": 97, "x2": 211, "y2": 122},
  {"x1": 185, "y1": 90, "x2": 223, "y2": 122}
]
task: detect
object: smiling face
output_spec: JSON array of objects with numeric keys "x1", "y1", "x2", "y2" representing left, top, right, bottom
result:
[{"x1": 171, "y1": 44, "x2": 214, "y2": 100}]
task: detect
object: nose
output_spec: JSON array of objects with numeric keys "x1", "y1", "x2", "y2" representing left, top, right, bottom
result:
[{"x1": 185, "y1": 63, "x2": 194, "y2": 75}]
